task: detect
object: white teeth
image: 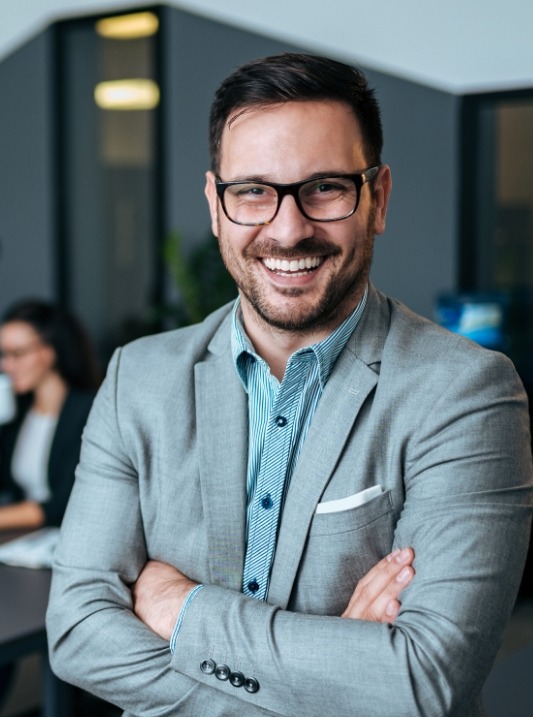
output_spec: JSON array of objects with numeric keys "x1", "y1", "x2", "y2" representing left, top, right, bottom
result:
[{"x1": 263, "y1": 256, "x2": 322, "y2": 273}]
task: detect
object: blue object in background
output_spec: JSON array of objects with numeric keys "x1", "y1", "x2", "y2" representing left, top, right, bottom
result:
[{"x1": 435, "y1": 292, "x2": 510, "y2": 351}]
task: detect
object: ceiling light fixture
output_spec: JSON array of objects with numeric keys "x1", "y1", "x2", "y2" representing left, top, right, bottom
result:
[
  {"x1": 94, "y1": 79, "x2": 160, "y2": 110},
  {"x1": 95, "y1": 12, "x2": 159, "y2": 40}
]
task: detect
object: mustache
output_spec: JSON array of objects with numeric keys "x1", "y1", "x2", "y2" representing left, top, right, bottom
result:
[{"x1": 243, "y1": 237, "x2": 341, "y2": 260}]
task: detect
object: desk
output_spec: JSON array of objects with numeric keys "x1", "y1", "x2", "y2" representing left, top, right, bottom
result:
[{"x1": 0, "y1": 530, "x2": 71, "y2": 717}]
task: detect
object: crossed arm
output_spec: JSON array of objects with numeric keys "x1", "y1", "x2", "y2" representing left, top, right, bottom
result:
[{"x1": 132, "y1": 547, "x2": 415, "y2": 641}]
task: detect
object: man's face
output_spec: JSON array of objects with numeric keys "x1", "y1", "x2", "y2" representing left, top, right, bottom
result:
[{"x1": 205, "y1": 100, "x2": 391, "y2": 336}]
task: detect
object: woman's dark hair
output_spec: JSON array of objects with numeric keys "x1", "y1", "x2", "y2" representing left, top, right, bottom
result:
[
  {"x1": 1, "y1": 300, "x2": 101, "y2": 391},
  {"x1": 209, "y1": 53, "x2": 383, "y2": 175}
]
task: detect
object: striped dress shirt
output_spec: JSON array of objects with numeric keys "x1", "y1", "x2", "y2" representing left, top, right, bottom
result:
[{"x1": 232, "y1": 286, "x2": 368, "y2": 601}]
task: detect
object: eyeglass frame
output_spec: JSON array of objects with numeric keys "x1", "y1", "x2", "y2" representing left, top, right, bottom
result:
[{"x1": 215, "y1": 166, "x2": 380, "y2": 227}]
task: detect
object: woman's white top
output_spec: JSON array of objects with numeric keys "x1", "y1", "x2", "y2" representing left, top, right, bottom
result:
[{"x1": 11, "y1": 410, "x2": 58, "y2": 502}]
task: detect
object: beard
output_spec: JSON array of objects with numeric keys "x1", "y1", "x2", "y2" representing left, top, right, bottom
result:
[{"x1": 217, "y1": 206, "x2": 376, "y2": 335}]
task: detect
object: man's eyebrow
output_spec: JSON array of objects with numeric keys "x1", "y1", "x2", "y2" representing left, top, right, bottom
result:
[
  {"x1": 220, "y1": 174, "x2": 272, "y2": 183},
  {"x1": 220, "y1": 170, "x2": 356, "y2": 184}
]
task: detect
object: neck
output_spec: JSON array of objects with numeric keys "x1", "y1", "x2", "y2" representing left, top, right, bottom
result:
[
  {"x1": 240, "y1": 299, "x2": 352, "y2": 382},
  {"x1": 32, "y1": 372, "x2": 68, "y2": 416}
]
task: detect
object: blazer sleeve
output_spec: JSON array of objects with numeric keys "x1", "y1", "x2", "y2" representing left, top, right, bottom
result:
[
  {"x1": 46, "y1": 348, "x2": 533, "y2": 717},
  {"x1": 40, "y1": 389, "x2": 95, "y2": 526}
]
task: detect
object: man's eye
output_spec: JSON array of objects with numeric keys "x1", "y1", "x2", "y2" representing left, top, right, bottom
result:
[
  {"x1": 234, "y1": 185, "x2": 267, "y2": 198},
  {"x1": 304, "y1": 177, "x2": 356, "y2": 199},
  {"x1": 316, "y1": 180, "x2": 349, "y2": 193}
]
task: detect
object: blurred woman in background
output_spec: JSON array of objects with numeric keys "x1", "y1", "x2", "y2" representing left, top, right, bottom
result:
[{"x1": 0, "y1": 299, "x2": 100, "y2": 530}]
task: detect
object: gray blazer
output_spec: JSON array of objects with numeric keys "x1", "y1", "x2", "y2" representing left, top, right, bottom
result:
[{"x1": 47, "y1": 284, "x2": 533, "y2": 717}]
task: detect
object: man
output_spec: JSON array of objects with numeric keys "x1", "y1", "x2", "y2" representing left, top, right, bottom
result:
[{"x1": 47, "y1": 54, "x2": 533, "y2": 716}]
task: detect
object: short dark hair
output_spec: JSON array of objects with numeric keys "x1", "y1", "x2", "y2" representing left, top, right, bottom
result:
[
  {"x1": 209, "y1": 53, "x2": 383, "y2": 175},
  {"x1": 2, "y1": 300, "x2": 101, "y2": 391}
]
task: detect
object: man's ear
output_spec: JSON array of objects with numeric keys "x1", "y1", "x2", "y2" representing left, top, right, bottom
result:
[
  {"x1": 205, "y1": 171, "x2": 219, "y2": 237},
  {"x1": 371, "y1": 165, "x2": 392, "y2": 236}
]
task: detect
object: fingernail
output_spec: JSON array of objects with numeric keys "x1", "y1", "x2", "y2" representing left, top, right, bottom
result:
[
  {"x1": 395, "y1": 548, "x2": 411, "y2": 564},
  {"x1": 386, "y1": 601, "x2": 398, "y2": 616},
  {"x1": 397, "y1": 567, "x2": 412, "y2": 583},
  {"x1": 387, "y1": 549, "x2": 400, "y2": 562}
]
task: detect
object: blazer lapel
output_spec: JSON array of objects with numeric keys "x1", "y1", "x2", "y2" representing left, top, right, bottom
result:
[
  {"x1": 267, "y1": 284, "x2": 390, "y2": 607},
  {"x1": 195, "y1": 322, "x2": 248, "y2": 592}
]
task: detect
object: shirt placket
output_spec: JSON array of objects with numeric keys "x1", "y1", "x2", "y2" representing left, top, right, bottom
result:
[{"x1": 242, "y1": 355, "x2": 312, "y2": 601}]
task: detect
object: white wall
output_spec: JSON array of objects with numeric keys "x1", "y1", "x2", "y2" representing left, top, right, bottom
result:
[{"x1": 1, "y1": 0, "x2": 533, "y2": 93}]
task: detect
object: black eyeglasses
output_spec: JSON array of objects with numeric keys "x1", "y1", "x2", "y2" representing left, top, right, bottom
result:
[{"x1": 215, "y1": 167, "x2": 379, "y2": 226}]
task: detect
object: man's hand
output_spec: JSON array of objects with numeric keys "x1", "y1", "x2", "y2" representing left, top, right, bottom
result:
[
  {"x1": 132, "y1": 560, "x2": 198, "y2": 641},
  {"x1": 342, "y1": 548, "x2": 415, "y2": 623}
]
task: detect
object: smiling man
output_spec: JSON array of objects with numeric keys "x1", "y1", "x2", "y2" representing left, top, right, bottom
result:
[{"x1": 47, "y1": 54, "x2": 533, "y2": 717}]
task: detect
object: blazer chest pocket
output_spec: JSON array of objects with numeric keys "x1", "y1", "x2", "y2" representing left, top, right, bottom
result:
[
  {"x1": 289, "y1": 490, "x2": 396, "y2": 616},
  {"x1": 311, "y1": 488, "x2": 394, "y2": 536}
]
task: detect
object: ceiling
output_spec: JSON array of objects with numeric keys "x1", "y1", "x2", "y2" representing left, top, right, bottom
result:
[{"x1": 2, "y1": 0, "x2": 533, "y2": 94}]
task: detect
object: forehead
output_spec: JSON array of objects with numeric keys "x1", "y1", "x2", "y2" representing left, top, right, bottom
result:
[
  {"x1": 0, "y1": 321, "x2": 40, "y2": 346},
  {"x1": 219, "y1": 100, "x2": 365, "y2": 181}
]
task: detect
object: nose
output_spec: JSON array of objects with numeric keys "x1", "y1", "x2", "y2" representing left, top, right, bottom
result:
[{"x1": 265, "y1": 194, "x2": 314, "y2": 247}]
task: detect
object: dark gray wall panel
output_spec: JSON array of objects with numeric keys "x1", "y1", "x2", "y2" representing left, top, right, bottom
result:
[
  {"x1": 367, "y1": 69, "x2": 459, "y2": 318},
  {"x1": 0, "y1": 30, "x2": 55, "y2": 315}
]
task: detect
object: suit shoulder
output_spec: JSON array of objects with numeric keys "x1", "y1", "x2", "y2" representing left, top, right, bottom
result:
[
  {"x1": 386, "y1": 295, "x2": 518, "y2": 378},
  {"x1": 112, "y1": 302, "x2": 234, "y2": 369}
]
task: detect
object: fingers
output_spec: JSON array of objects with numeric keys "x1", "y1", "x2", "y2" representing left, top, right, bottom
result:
[{"x1": 342, "y1": 547, "x2": 415, "y2": 622}]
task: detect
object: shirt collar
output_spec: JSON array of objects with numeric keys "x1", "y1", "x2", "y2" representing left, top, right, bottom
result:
[{"x1": 231, "y1": 284, "x2": 368, "y2": 392}]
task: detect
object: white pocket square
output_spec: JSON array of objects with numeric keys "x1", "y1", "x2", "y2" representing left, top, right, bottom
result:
[{"x1": 316, "y1": 485, "x2": 383, "y2": 514}]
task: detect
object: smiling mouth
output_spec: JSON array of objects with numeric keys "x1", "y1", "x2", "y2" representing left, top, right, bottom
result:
[{"x1": 262, "y1": 256, "x2": 323, "y2": 277}]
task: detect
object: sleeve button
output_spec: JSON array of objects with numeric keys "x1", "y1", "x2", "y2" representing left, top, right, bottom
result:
[
  {"x1": 229, "y1": 671, "x2": 245, "y2": 687},
  {"x1": 200, "y1": 659, "x2": 216, "y2": 675},
  {"x1": 244, "y1": 676, "x2": 260, "y2": 693},
  {"x1": 215, "y1": 664, "x2": 231, "y2": 681}
]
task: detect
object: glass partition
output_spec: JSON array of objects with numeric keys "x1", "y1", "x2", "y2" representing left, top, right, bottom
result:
[
  {"x1": 54, "y1": 8, "x2": 162, "y2": 361},
  {"x1": 460, "y1": 90, "x2": 533, "y2": 392}
]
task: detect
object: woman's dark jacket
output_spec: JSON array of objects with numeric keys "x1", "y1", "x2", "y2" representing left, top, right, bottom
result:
[{"x1": 0, "y1": 389, "x2": 95, "y2": 526}]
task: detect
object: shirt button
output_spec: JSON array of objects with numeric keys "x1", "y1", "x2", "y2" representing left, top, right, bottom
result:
[
  {"x1": 247, "y1": 580, "x2": 259, "y2": 593},
  {"x1": 261, "y1": 494, "x2": 273, "y2": 509},
  {"x1": 275, "y1": 415, "x2": 287, "y2": 427}
]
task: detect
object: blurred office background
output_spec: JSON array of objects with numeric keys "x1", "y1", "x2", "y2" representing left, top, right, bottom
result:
[
  {"x1": 0, "y1": 2, "x2": 532, "y2": 715},
  {"x1": 1, "y1": 1, "x2": 532, "y2": 369}
]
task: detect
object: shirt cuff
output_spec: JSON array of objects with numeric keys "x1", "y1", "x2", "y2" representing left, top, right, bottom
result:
[{"x1": 169, "y1": 584, "x2": 204, "y2": 653}]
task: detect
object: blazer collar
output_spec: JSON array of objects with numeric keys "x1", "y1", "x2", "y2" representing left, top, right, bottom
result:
[{"x1": 195, "y1": 311, "x2": 248, "y2": 591}]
